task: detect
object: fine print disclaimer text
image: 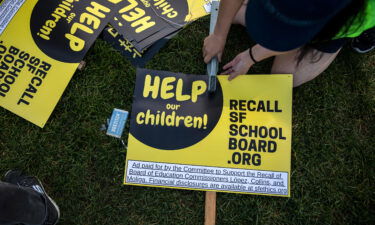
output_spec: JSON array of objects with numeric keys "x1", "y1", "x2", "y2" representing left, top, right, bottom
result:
[{"x1": 126, "y1": 160, "x2": 288, "y2": 196}]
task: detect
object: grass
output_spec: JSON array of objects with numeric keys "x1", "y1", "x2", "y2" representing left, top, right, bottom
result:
[{"x1": 0, "y1": 18, "x2": 374, "y2": 225}]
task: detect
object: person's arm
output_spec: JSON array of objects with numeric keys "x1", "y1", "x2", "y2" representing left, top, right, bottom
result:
[
  {"x1": 223, "y1": 44, "x2": 296, "y2": 80},
  {"x1": 203, "y1": 0, "x2": 244, "y2": 63}
]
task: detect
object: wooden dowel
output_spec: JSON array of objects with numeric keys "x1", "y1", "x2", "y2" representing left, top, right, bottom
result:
[
  {"x1": 204, "y1": 191, "x2": 217, "y2": 225},
  {"x1": 77, "y1": 61, "x2": 86, "y2": 71}
]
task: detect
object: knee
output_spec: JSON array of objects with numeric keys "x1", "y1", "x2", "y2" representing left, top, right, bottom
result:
[{"x1": 270, "y1": 67, "x2": 303, "y2": 88}]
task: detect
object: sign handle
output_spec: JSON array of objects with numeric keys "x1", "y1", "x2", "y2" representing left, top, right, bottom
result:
[
  {"x1": 78, "y1": 61, "x2": 86, "y2": 71},
  {"x1": 207, "y1": 0, "x2": 220, "y2": 93},
  {"x1": 204, "y1": 191, "x2": 217, "y2": 225}
]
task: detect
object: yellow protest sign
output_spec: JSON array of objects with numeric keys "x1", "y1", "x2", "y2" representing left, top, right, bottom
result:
[
  {"x1": 0, "y1": 0, "x2": 123, "y2": 127},
  {"x1": 125, "y1": 69, "x2": 293, "y2": 197},
  {"x1": 186, "y1": 0, "x2": 216, "y2": 22},
  {"x1": 111, "y1": 0, "x2": 216, "y2": 51}
]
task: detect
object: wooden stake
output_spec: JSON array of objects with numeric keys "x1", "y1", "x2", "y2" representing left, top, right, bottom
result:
[
  {"x1": 77, "y1": 61, "x2": 86, "y2": 71},
  {"x1": 204, "y1": 191, "x2": 217, "y2": 225}
]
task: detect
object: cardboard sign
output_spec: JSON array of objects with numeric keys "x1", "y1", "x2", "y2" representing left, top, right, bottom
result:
[
  {"x1": 0, "y1": 0, "x2": 123, "y2": 127},
  {"x1": 124, "y1": 69, "x2": 293, "y2": 197},
  {"x1": 111, "y1": 0, "x2": 214, "y2": 51},
  {"x1": 101, "y1": 26, "x2": 177, "y2": 67}
]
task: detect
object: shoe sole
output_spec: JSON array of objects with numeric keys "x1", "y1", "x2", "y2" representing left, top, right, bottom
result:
[
  {"x1": 3, "y1": 170, "x2": 19, "y2": 181},
  {"x1": 352, "y1": 45, "x2": 375, "y2": 54},
  {"x1": 33, "y1": 177, "x2": 61, "y2": 225},
  {"x1": 3, "y1": 170, "x2": 60, "y2": 224}
]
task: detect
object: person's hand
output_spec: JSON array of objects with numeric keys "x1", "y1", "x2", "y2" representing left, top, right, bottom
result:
[
  {"x1": 223, "y1": 49, "x2": 254, "y2": 80},
  {"x1": 203, "y1": 34, "x2": 226, "y2": 63}
]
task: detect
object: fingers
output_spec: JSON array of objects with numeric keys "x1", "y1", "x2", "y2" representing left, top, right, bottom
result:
[
  {"x1": 222, "y1": 67, "x2": 234, "y2": 75},
  {"x1": 223, "y1": 57, "x2": 238, "y2": 70},
  {"x1": 228, "y1": 72, "x2": 240, "y2": 81},
  {"x1": 204, "y1": 54, "x2": 213, "y2": 64},
  {"x1": 202, "y1": 37, "x2": 209, "y2": 59},
  {"x1": 202, "y1": 35, "x2": 224, "y2": 64},
  {"x1": 222, "y1": 68, "x2": 240, "y2": 80},
  {"x1": 202, "y1": 44, "x2": 214, "y2": 64}
]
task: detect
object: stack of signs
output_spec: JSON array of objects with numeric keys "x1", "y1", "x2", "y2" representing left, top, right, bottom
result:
[
  {"x1": 0, "y1": 0, "x2": 124, "y2": 127},
  {"x1": 124, "y1": 69, "x2": 293, "y2": 197},
  {"x1": 102, "y1": 0, "x2": 214, "y2": 66},
  {"x1": 0, "y1": 0, "x2": 214, "y2": 126},
  {"x1": 101, "y1": 26, "x2": 175, "y2": 67}
]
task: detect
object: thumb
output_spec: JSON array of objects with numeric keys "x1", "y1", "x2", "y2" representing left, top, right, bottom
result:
[{"x1": 218, "y1": 52, "x2": 223, "y2": 63}]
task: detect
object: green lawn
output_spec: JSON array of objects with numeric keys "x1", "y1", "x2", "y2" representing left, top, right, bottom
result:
[{"x1": 0, "y1": 19, "x2": 374, "y2": 225}]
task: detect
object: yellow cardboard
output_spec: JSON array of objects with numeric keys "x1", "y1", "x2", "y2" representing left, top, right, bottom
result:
[
  {"x1": 0, "y1": 0, "x2": 123, "y2": 127},
  {"x1": 125, "y1": 69, "x2": 293, "y2": 197}
]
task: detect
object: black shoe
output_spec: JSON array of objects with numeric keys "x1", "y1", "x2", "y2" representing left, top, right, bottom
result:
[
  {"x1": 351, "y1": 28, "x2": 375, "y2": 53},
  {"x1": 3, "y1": 170, "x2": 60, "y2": 225}
]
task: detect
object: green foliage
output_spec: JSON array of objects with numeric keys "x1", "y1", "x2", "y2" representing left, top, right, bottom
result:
[{"x1": 0, "y1": 20, "x2": 374, "y2": 225}]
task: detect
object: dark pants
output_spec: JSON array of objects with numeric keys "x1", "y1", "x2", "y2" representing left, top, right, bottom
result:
[{"x1": 0, "y1": 182, "x2": 45, "y2": 225}]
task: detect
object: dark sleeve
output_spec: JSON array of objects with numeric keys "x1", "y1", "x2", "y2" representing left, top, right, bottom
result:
[{"x1": 244, "y1": 0, "x2": 350, "y2": 51}]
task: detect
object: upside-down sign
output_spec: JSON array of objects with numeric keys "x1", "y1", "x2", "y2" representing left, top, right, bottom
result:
[
  {"x1": 124, "y1": 68, "x2": 293, "y2": 197},
  {"x1": 0, "y1": 0, "x2": 123, "y2": 127}
]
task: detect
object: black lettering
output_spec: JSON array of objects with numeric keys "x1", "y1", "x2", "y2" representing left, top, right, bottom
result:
[
  {"x1": 21, "y1": 91, "x2": 33, "y2": 100},
  {"x1": 247, "y1": 100, "x2": 256, "y2": 111},
  {"x1": 25, "y1": 84, "x2": 37, "y2": 94},
  {"x1": 35, "y1": 69, "x2": 47, "y2": 79},
  {"x1": 267, "y1": 101, "x2": 274, "y2": 112},
  {"x1": 9, "y1": 46, "x2": 19, "y2": 55},
  {"x1": 229, "y1": 99, "x2": 238, "y2": 110},
  {"x1": 31, "y1": 77, "x2": 42, "y2": 86},
  {"x1": 229, "y1": 124, "x2": 238, "y2": 136},
  {"x1": 29, "y1": 57, "x2": 40, "y2": 66},
  {"x1": 275, "y1": 101, "x2": 282, "y2": 112},
  {"x1": 0, "y1": 83, "x2": 10, "y2": 94},
  {"x1": 229, "y1": 111, "x2": 238, "y2": 122},
  {"x1": 269, "y1": 127, "x2": 278, "y2": 139},
  {"x1": 239, "y1": 125, "x2": 247, "y2": 137},
  {"x1": 268, "y1": 141, "x2": 277, "y2": 153},
  {"x1": 0, "y1": 61, "x2": 9, "y2": 71},
  {"x1": 232, "y1": 152, "x2": 241, "y2": 164},
  {"x1": 248, "y1": 126, "x2": 258, "y2": 138},
  {"x1": 259, "y1": 126, "x2": 268, "y2": 138},
  {"x1": 252, "y1": 154, "x2": 261, "y2": 166},
  {"x1": 239, "y1": 112, "x2": 246, "y2": 123},
  {"x1": 248, "y1": 139, "x2": 257, "y2": 151},
  {"x1": 17, "y1": 98, "x2": 29, "y2": 105},
  {"x1": 238, "y1": 139, "x2": 247, "y2": 151},
  {"x1": 242, "y1": 153, "x2": 251, "y2": 165},
  {"x1": 4, "y1": 54, "x2": 14, "y2": 63},
  {"x1": 238, "y1": 100, "x2": 246, "y2": 111},
  {"x1": 279, "y1": 128, "x2": 286, "y2": 140},
  {"x1": 27, "y1": 64, "x2": 36, "y2": 74},
  {"x1": 8, "y1": 66, "x2": 20, "y2": 77},
  {"x1": 258, "y1": 140, "x2": 267, "y2": 152},
  {"x1": 39, "y1": 62, "x2": 51, "y2": 71},
  {"x1": 14, "y1": 59, "x2": 25, "y2": 69},
  {"x1": 228, "y1": 138, "x2": 237, "y2": 150},
  {"x1": 4, "y1": 75, "x2": 15, "y2": 84},
  {"x1": 19, "y1": 52, "x2": 30, "y2": 61},
  {"x1": 257, "y1": 101, "x2": 265, "y2": 111},
  {"x1": 0, "y1": 43, "x2": 7, "y2": 54}
]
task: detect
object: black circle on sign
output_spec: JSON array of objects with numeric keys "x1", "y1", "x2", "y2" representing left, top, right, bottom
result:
[
  {"x1": 130, "y1": 69, "x2": 223, "y2": 150},
  {"x1": 30, "y1": 0, "x2": 93, "y2": 63}
]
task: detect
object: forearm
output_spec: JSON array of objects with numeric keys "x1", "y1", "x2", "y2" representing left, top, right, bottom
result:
[{"x1": 214, "y1": 0, "x2": 244, "y2": 39}]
